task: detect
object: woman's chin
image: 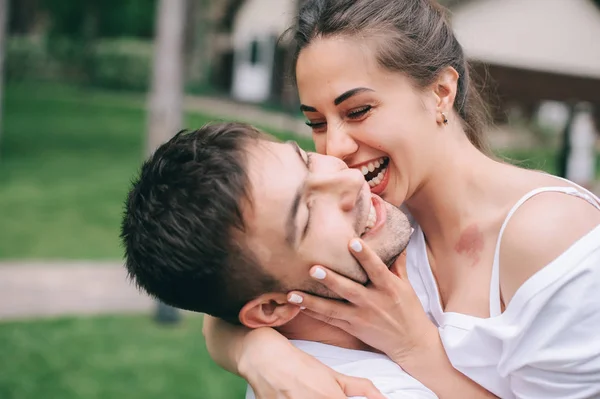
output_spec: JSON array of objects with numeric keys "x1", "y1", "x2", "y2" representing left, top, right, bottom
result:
[{"x1": 380, "y1": 184, "x2": 405, "y2": 208}]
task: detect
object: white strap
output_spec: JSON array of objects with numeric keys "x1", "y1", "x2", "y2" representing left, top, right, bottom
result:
[
  {"x1": 489, "y1": 186, "x2": 600, "y2": 317},
  {"x1": 550, "y1": 175, "x2": 600, "y2": 205}
]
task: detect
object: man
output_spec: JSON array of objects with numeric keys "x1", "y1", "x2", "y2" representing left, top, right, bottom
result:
[{"x1": 121, "y1": 122, "x2": 436, "y2": 398}]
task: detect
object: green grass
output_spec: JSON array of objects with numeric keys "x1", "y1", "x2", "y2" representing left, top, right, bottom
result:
[
  {"x1": 0, "y1": 81, "x2": 311, "y2": 259},
  {"x1": 0, "y1": 315, "x2": 247, "y2": 399}
]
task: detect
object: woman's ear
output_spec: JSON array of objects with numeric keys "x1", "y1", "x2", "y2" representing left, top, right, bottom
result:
[
  {"x1": 239, "y1": 293, "x2": 302, "y2": 329},
  {"x1": 432, "y1": 66, "x2": 459, "y2": 115}
]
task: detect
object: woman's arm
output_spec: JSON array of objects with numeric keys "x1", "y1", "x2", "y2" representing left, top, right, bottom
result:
[
  {"x1": 202, "y1": 315, "x2": 249, "y2": 374},
  {"x1": 202, "y1": 315, "x2": 387, "y2": 399}
]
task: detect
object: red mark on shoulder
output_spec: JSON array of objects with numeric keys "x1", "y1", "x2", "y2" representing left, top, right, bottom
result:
[{"x1": 454, "y1": 224, "x2": 484, "y2": 266}]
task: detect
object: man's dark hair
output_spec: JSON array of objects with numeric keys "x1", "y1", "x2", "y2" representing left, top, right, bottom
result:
[{"x1": 121, "y1": 122, "x2": 280, "y2": 324}]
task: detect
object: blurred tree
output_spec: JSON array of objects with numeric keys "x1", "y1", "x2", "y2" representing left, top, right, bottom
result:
[
  {"x1": 37, "y1": 0, "x2": 157, "y2": 85},
  {"x1": 185, "y1": 0, "x2": 241, "y2": 90},
  {"x1": 41, "y1": 0, "x2": 156, "y2": 39},
  {"x1": 8, "y1": 0, "x2": 46, "y2": 35},
  {"x1": 0, "y1": 0, "x2": 8, "y2": 149},
  {"x1": 146, "y1": 0, "x2": 187, "y2": 324},
  {"x1": 185, "y1": 0, "x2": 206, "y2": 85},
  {"x1": 147, "y1": 0, "x2": 186, "y2": 154}
]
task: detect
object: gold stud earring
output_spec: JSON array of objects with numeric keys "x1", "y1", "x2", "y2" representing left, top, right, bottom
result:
[{"x1": 441, "y1": 112, "x2": 448, "y2": 125}]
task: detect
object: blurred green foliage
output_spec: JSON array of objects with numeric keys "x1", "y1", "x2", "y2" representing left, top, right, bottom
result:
[
  {"x1": 0, "y1": 81, "x2": 311, "y2": 260},
  {"x1": 6, "y1": 37, "x2": 153, "y2": 91},
  {"x1": 8, "y1": 0, "x2": 158, "y2": 91},
  {"x1": 36, "y1": 0, "x2": 156, "y2": 39}
]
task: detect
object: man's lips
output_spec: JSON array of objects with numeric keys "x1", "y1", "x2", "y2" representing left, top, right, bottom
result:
[{"x1": 361, "y1": 194, "x2": 386, "y2": 239}]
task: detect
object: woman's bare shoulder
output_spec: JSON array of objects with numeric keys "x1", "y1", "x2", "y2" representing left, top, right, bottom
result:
[{"x1": 497, "y1": 188, "x2": 600, "y2": 305}]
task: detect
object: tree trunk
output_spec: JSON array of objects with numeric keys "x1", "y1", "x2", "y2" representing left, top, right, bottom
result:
[
  {"x1": 0, "y1": 0, "x2": 9, "y2": 153},
  {"x1": 147, "y1": 0, "x2": 187, "y2": 324},
  {"x1": 184, "y1": 0, "x2": 206, "y2": 86},
  {"x1": 146, "y1": 0, "x2": 187, "y2": 156}
]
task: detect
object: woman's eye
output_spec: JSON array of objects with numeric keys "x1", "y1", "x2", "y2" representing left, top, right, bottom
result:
[
  {"x1": 348, "y1": 105, "x2": 372, "y2": 120},
  {"x1": 305, "y1": 120, "x2": 327, "y2": 133}
]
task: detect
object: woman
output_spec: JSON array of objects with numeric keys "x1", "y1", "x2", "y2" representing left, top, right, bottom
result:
[{"x1": 204, "y1": 0, "x2": 600, "y2": 397}]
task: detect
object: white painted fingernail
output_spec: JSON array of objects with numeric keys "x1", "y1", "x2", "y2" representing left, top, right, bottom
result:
[
  {"x1": 311, "y1": 267, "x2": 326, "y2": 280},
  {"x1": 288, "y1": 294, "x2": 303, "y2": 304},
  {"x1": 350, "y1": 239, "x2": 362, "y2": 252},
  {"x1": 300, "y1": 306, "x2": 306, "y2": 310}
]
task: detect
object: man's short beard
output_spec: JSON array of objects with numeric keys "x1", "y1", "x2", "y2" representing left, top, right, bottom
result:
[
  {"x1": 299, "y1": 248, "x2": 404, "y2": 302},
  {"x1": 384, "y1": 251, "x2": 402, "y2": 269}
]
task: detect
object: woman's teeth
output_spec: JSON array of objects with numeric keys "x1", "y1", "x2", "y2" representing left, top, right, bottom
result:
[
  {"x1": 359, "y1": 157, "x2": 389, "y2": 187},
  {"x1": 369, "y1": 171, "x2": 385, "y2": 187}
]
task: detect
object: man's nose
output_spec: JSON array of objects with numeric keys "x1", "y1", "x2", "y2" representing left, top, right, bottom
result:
[
  {"x1": 307, "y1": 168, "x2": 365, "y2": 212},
  {"x1": 325, "y1": 125, "x2": 359, "y2": 161}
]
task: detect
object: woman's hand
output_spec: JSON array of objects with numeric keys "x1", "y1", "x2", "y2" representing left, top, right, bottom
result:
[
  {"x1": 239, "y1": 327, "x2": 386, "y2": 399},
  {"x1": 287, "y1": 239, "x2": 498, "y2": 398},
  {"x1": 287, "y1": 238, "x2": 439, "y2": 365}
]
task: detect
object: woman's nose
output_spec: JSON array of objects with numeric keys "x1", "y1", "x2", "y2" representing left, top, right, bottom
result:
[{"x1": 325, "y1": 126, "x2": 359, "y2": 161}]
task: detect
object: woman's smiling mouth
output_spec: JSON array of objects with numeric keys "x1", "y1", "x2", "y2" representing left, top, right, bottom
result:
[{"x1": 352, "y1": 157, "x2": 391, "y2": 195}]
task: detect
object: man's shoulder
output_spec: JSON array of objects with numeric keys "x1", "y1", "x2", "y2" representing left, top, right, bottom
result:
[
  {"x1": 290, "y1": 340, "x2": 391, "y2": 365},
  {"x1": 290, "y1": 340, "x2": 437, "y2": 397},
  {"x1": 245, "y1": 341, "x2": 437, "y2": 399}
]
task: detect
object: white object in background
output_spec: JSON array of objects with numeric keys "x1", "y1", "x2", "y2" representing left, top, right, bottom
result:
[
  {"x1": 232, "y1": 36, "x2": 275, "y2": 103},
  {"x1": 567, "y1": 104, "x2": 597, "y2": 186}
]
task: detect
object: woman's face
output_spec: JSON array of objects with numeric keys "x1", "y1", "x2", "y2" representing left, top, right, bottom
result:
[{"x1": 296, "y1": 36, "x2": 442, "y2": 207}]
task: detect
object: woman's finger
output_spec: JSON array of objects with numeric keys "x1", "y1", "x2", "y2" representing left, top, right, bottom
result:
[
  {"x1": 287, "y1": 290, "x2": 356, "y2": 323},
  {"x1": 348, "y1": 238, "x2": 396, "y2": 288},
  {"x1": 390, "y1": 250, "x2": 408, "y2": 280},
  {"x1": 300, "y1": 308, "x2": 352, "y2": 331},
  {"x1": 337, "y1": 373, "x2": 387, "y2": 399}
]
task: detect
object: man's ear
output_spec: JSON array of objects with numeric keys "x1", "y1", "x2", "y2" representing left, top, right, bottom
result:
[
  {"x1": 431, "y1": 66, "x2": 459, "y2": 115},
  {"x1": 239, "y1": 293, "x2": 302, "y2": 329}
]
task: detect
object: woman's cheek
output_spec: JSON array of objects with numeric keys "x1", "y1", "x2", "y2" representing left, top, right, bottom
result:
[{"x1": 314, "y1": 136, "x2": 327, "y2": 154}]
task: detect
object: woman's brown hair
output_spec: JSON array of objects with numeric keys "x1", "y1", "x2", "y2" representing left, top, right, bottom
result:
[{"x1": 290, "y1": 0, "x2": 492, "y2": 154}]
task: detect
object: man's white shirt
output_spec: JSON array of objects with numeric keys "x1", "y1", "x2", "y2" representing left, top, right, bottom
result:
[{"x1": 245, "y1": 340, "x2": 438, "y2": 399}]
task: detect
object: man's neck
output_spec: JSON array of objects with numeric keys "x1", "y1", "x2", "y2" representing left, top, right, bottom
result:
[{"x1": 276, "y1": 313, "x2": 373, "y2": 352}]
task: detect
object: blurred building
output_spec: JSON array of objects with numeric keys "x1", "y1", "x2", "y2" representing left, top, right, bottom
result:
[
  {"x1": 210, "y1": 0, "x2": 298, "y2": 106},
  {"x1": 208, "y1": 0, "x2": 600, "y2": 186},
  {"x1": 229, "y1": 0, "x2": 296, "y2": 102},
  {"x1": 452, "y1": 0, "x2": 600, "y2": 184},
  {"x1": 452, "y1": 0, "x2": 600, "y2": 122}
]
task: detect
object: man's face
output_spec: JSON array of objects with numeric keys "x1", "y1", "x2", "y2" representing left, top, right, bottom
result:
[{"x1": 243, "y1": 140, "x2": 412, "y2": 298}]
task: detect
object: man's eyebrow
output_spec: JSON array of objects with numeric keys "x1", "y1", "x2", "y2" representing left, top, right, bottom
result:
[
  {"x1": 299, "y1": 87, "x2": 374, "y2": 112},
  {"x1": 285, "y1": 141, "x2": 307, "y2": 247}
]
